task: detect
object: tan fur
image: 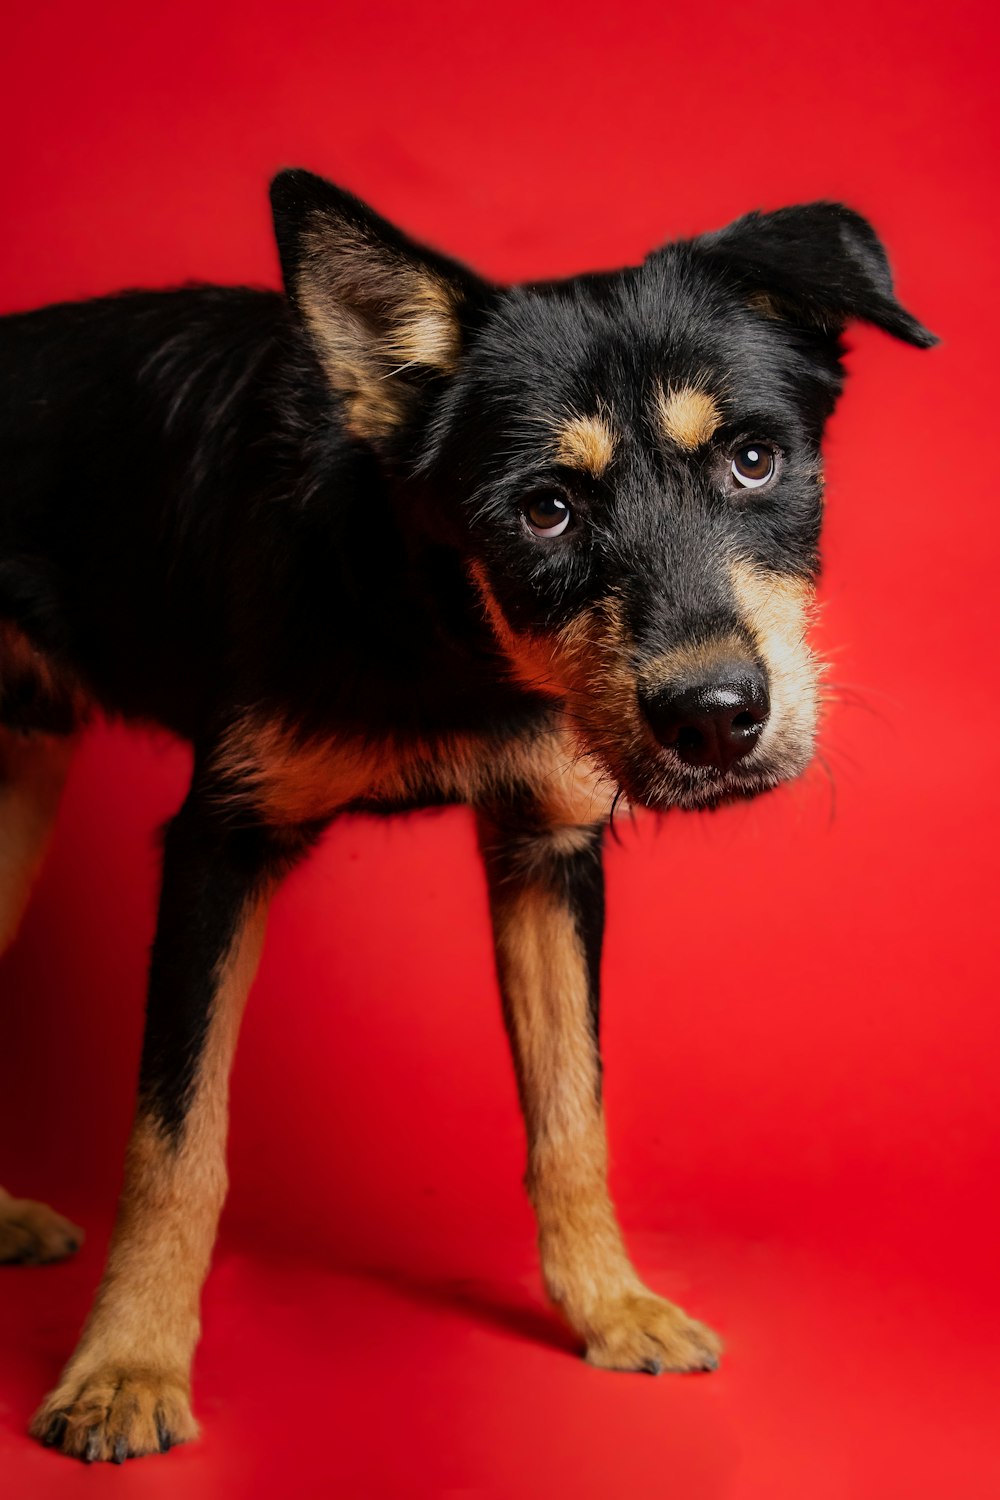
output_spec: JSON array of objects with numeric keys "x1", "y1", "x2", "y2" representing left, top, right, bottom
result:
[
  {"x1": 655, "y1": 381, "x2": 723, "y2": 450},
  {"x1": 553, "y1": 412, "x2": 617, "y2": 477},
  {"x1": 729, "y1": 560, "x2": 820, "y2": 769},
  {"x1": 383, "y1": 280, "x2": 461, "y2": 372},
  {"x1": 467, "y1": 560, "x2": 566, "y2": 698},
  {"x1": 0, "y1": 729, "x2": 75, "y2": 955},
  {"x1": 467, "y1": 568, "x2": 652, "y2": 799},
  {"x1": 212, "y1": 714, "x2": 383, "y2": 824},
  {"x1": 298, "y1": 218, "x2": 461, "y2": 442},
  {"x1": 206, "y1": 558, "x2": 815, "y2": 840},
  {"x1": 301, "y1": 288, "x2": 408, "y2": 440},
  {"x1": 486, "y1": 869, "x2": 720, "y2": 1370},
  {"x1": 212, "y1": 703, "x2": 615, "y2": 832},
  {"x1": 469, "y1": 571, "x2": 634, "y2": 722},
  {"x1": 746, "y1": 289, "x2": 784, "y2": 320},
  {"x1": 473, "y1": 545, "x2": 820, "y2": 806},
  {"x1": 398, "y1": 727, "x2": 612, "y2": 827},
  {"x1": 31, "y1": 896, "x2": 269, "y2": 1460},
  {"x1": 636, "y1": 631, "x2": 752, "y2": 697},
  {"x1": 0, "y1": 1189, "x2": 84, "y2": 1264}
]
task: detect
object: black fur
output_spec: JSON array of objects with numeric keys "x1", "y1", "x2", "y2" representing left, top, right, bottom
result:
[
  {"x1": 139, "y1": 799, "x2": 314, "y2": 1140},
  {"x1": 1, "y1": 171, "x2": 936, "y2": 1461},
  {"x1": 0, "y1": 172, "x2": 935, "y2": 1140},
  {"x1": 1, "y1": 179, "x2": 934, "y2": 751}
]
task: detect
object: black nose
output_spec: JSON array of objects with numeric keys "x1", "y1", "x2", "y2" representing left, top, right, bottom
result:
[{"x1": 641, "y1": 665, "x2": 770, "y2": 772}]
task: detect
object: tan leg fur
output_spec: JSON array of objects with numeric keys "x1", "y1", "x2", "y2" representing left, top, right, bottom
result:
[
  {"x1": 30, "y1": 894, "x2": 269, "y2": 1461},
  {"x1": 489, "y1": 869, "x2": 721, "y2": 1374}
]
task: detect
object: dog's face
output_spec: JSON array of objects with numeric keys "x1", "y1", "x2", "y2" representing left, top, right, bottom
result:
[
  {"x1": 271, "y1": 173, "x2": 935, "y2": 812},
  {"x1": 423, "y1": 262, "x2": 834, "y2": 813}
]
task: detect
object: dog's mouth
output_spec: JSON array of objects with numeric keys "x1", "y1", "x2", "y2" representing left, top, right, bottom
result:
[
  {"x1": 554, "y1": 602, "x2": 821, "y2": 816},
  {"x1": 576, "y1": 721, "x2": 817, "y2": 816},
  {"x1": 469, "y1": 562, "x2": 821, "y2": 814},
  {"x1": 659, "y1": 755, "x2": 799, "y2": 811}
]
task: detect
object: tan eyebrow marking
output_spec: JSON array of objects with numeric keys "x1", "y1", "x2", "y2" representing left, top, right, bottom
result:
[
  {"x1": 655, "y1": 382, "x2": 723, "y2": 450},
  {"x1": 553, "y1": 412, "x2": 617, "y2": 477},
  {"x1": 746, "y1": 289, "x2": 784, "y2": 321}
]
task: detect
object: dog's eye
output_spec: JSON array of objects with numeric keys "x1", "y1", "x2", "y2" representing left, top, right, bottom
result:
[
  {"x1": 523, "y1": 492, "x2": 572, "y2": 538},
  {"x1": 731, "y1": 445, "x2": 776, "y2": 489}
]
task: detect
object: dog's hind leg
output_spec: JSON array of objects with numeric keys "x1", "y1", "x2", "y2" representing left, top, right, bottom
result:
[
  {"x1": 0, "y1": 727, "x2": 75, "y2": 957},
  {"x1": 0, "y1": 727, "x2": 85, "y2": 1263},
  {"x1": 477, "y1": 810, "x2": 722, "y2": 1375},
  {"x1": 30, "y1": 789, "x2": 309, "y2": 1462},
  {"x1": 0, "y1": 1188, "x2": 84, "y2": 1264}
]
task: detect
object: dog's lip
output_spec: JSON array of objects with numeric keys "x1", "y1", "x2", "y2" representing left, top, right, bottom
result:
[
  {"x1": 609, "y1": 750, "x2": 782, "y2": 813},
  {"x1": 579, "y1": 728, "x2": 797, "y2": 813}
]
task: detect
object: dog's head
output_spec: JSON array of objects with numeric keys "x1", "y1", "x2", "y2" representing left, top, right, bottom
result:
[{"x1": 271, "y1": 170, "x2": 935, "y2": 812}]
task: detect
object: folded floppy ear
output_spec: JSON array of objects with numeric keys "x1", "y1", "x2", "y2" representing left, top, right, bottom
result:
[
  {"x1": 270, "y1": 169, "x2": 493, "y2": 444},
  {"x1": 692, "y1": 202, "x2": 937, "y2": 348}
]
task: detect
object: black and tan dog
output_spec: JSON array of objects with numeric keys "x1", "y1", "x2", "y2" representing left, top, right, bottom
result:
[{"x1": 0, "y1": 171, "x2": 934, "y2": 1461}]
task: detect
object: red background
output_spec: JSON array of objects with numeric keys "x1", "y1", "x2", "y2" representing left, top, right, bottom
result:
[{"x1": 1, "y1": 2, "x2": 997, "y2": 1495}]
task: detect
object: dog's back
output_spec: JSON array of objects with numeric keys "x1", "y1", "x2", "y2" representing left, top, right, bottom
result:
[{"x1": 0, "y1": 286, "x2": 344, "y2": 737}]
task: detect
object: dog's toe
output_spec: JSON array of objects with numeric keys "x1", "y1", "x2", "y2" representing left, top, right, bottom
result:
[
  {"x1": 30, "y1": 1367, "x2": 197, "y2": 1461},
  {"x1": 582, "y1": 1292, "x2": 722, "y2": 1374},
  {"x1": 0, "y1": 1198, "x2": 84, "y2": 1264}
]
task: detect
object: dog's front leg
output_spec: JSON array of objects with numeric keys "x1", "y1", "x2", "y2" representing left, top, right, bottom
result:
[
  {"x1": 477, "y1": 812, "x2": 721, "y2": 1374},
  {"x1": 31, "y1": 794, "x2": 303, "y2": 1462}
]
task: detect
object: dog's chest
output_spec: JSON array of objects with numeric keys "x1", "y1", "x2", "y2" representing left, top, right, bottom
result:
[{"x1": 212, "y1": 714, "x2": 613, "y2": 828}]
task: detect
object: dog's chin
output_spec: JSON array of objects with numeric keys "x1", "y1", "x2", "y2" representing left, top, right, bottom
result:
[
  {"x1": 668, "y1": 766, "x2": 782, "y2": 812},
  {"x1": 607, "y1": 746, "x2": 812, "y2": 815}
]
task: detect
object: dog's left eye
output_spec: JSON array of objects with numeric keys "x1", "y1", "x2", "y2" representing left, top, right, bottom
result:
[
  {"x1": 730, "y1": 444, "x2": 776, "y2": 489},
  {"x1": 523, "y1": 492, "x2": 572, "y2": 537}
]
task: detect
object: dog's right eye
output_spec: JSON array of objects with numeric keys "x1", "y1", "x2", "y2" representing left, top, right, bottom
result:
[
  {"x1": 730, "y1": 444, "x2": 777, "y2": 489},
  {"x1": 523, "y1": 492, "x2": 572, "y2": 538}
]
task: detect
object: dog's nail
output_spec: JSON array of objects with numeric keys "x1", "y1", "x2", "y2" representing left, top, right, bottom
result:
[
  {"x1": 84, "y1": 1427, "x2": 102, "y2": 1463},
  {"x1": 43, "y1": 1413, "x2": 67, "y2": 1448},
  {"x1": 112, "y1": 1435, "x2": 128, "y2": 1464},
  {"x1": 156, "y1": 1413, "x2": 172, "y2": 1452},
  {"x1": 647, "y1": 1359, "x2": 664, "y2": 1375}
]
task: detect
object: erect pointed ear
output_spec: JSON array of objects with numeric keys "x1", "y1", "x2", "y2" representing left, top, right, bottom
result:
[
  {"x1": 691, "y1": 202, "x2": 937, "y2": 348},
  {"x1": 270, "y1": 169, "x2": 494, "y2": 444}
]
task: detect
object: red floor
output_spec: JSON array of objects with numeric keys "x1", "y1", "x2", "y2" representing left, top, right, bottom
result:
[
  {"x1": 2, "y1": 0, "x2": 999, "y2": 1494},
  {"x1": 2, "y1": 729, "x2": 998, "y2": 1496},
  {"x1": 3, "y1": 1214, "x2": 997, "y2": 1499}
]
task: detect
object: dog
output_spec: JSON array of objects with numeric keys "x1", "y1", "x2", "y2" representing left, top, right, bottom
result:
[{"x1": 0, "y1": 170, "x2": 935, "y2": 1461}]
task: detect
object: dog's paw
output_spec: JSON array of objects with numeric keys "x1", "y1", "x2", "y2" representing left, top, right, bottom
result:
[
  {"x1": 582, "y1": 1292, "x2": 722, "y2": 1374},
  {"x1": 30, "y1": 1367, "x2": 198, "y2": 1462},
  {"x1": 0, "y1": 1198, "x2": 84, "y2": 1264}
]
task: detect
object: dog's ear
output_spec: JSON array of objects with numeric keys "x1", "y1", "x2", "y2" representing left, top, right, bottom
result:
[
  {"x1": 691, "y1": 202, "x2": 937, "y2": 348},
  {"x1": 270, "y1": 169, "x2": 494, "y2": 444}
]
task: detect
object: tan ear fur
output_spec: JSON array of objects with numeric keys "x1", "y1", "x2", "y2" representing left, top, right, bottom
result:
[{"x1": 295, "y1": 215, "x2": 465, "y2": 442}]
